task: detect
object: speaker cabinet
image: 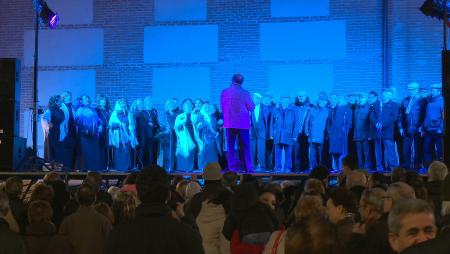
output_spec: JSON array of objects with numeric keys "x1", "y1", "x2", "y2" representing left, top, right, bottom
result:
[{"x1": 0, "y1": 58, "x2": 21, "y2": 138}]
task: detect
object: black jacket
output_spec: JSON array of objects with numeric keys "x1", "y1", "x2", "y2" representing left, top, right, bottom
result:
[
  {"x1": 0, "y1": 218, "x2": 26, "y2": 254},
  {"x1": 401, "y1": 230, "x2": 450, "y2": 254},
  {"x1": 187, "y1": 181, "x2": 232, "y2": 219},
  {"x1": 347, "y1": 214, "x2": 394, "y2": 254},
  {"x1": 222, "y1": 202, "x2": 280, "y2": 241},
  {"x1": 105, "y1": 203, "x2": 204, "y2": 254}
]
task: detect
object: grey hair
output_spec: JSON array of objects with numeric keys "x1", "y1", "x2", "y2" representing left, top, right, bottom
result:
[
  {"x1": 387, "y1": 182, "x2": 415, "y2": 204},
  {"x1": 361, "y1": 187, "x2": 386, "y2": 214},
  {"x1": 388, "y1": 199, "x2": 434, "y2": 234},
  {"x1": 428, "y1": 161, "x2": 448, "y2": 181},
  {"x1": 0, "y1": 191, "x2": 9, "y2": 215}
]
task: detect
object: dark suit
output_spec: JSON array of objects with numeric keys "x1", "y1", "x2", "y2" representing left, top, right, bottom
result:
[
  {"x1": 250, "y1": 104, "x2": 269, "y2": 168},
  {"x1": 369, "y1": 100, "x2": 399, "y2": 171},
  {"x1": 398, "y1": 96, "x2": 426, "y2": 169}
]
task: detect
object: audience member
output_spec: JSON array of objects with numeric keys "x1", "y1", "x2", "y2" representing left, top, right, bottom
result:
[
  {"x1": 384, "y1": 182, "x2": 416, "y2": 213},
  {"x1": 94, "y1": 202, "x2": 115, "y2": 224},
  {"x1": 391, "y1": 167, "x2": 407, "y2": 183},
  {"x1": 5, "y1": 177, "x2": 25, "y2": 221},
  {"x1": 59, "y1": 183, "x2": 112, "y2": 254},
  {"x1": 348, "y1": 188, "x2": 393, "y2": 254},
  {"x1": 368, "y1": 172, "x2": 388, "y2": 190},
  {"x1": 105, "y1": 165, "x2": 204, "y2": 254},
  {"x1": 326, "y1": 187, "x2": 357, "y2": 248},
  {"x1": 187, "y1": 162, "x2": 231, "y2": 254},
  {"x1": 223, "y1": 182, "x2": 280, "y2": 253},
  {"x1": 222, "y1": 171, "x2": 239, "y2": 192},
  {"x1": 0, "y1": 191, "x2": 26, "y2": 254},
  {"x1": 284, "y1": 216, "x2": 342, "y2": 254},
  {"x1": 111, "y1": 191, "x2": 136, "y2": 226},
  {"x1": 85, "y1": 172, "x2": 113, "y2": 206},
  {"x1": 388, "y1": 199, "x2": 437, "y2": 253},
  {"x1": 264, "y1": 194, "x2": 325, "y2": 254},
  {"x1": 426, "y1": 161, "x2": 448, "y2": 220},
  {"x1": 24, "y1": 200, "x2": 72, "y2": 254},
  {"x1": 440, "y1": 174, "x2": 450, "y2": 233}
]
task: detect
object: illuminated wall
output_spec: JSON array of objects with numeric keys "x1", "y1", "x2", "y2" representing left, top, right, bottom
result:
[{"x1": 0, "y1": 0, "x2": 444, "y2": 140}]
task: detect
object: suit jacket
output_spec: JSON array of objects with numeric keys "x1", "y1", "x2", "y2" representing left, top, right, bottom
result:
[
  {"x1": 220, "y1": 85, "x2": 255, "y2": 129},
  {"x1": 398, "y1": 96, "x2": 426, "y2": 134},
  {"x1": 250, "y1": 104, "x2": 269, "y2": 139},
  {"x1": 369, "y1": 100, "x2": 399, "y2": 140}
]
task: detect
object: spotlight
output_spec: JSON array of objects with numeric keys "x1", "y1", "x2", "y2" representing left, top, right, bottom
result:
[
  {"x1": 33, "y1": 0, "x2": 59, "y2": 29},
  {"x1": 421, "y1": 0, "x2": 450, "y2": 21}
]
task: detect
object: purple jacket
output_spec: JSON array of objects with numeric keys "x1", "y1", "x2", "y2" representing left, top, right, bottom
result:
[{"x1": 220, "y1": 84, "x2": 255, "y2": 129}]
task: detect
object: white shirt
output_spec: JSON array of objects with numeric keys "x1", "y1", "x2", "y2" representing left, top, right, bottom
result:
[{"x1": 254, "y1": 104, "x2": 260, "y2": 123}]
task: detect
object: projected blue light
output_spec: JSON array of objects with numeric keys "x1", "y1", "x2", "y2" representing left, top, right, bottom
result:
[
  {"x1": 260, "y1": 21, "x2": 346, "y2": 61},
  {"x1": 155, "y1": 0, "x2": 207, "y2": 21},
  {"x1": 271, "y1": 0, "x2": 329, "y2": 17},
  {"x1": 144, "y1": 25, "x2": 218, "y2": 63}
]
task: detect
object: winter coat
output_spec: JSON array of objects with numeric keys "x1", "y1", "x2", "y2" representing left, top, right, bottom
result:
[
  {"x1": 327, "y1": 106, "x2": 353, "y2": 154},
  {"x1": 105, "y1": 203, "x2": 204, "y2": 254},
  {"x1": 347, "y1": 214, "x2": 394, "y2": 254},
  {"x1": 59, "y1": 206, "x2": 112, "y2": 254},
  {"x1": 270, "y1": 105, "x2": 300, "y2": 145},
  {"x1": 398, "y1": 96, "x2": 426, "y2": 134},
  {"x1": 0, "y1": 218, "x2": 26, "y2": 254},
  {"x1": 24, "y1": 223, "x2": 72, "y2": 254},
  {"x1": 369, "y1": 101, "x2": 399, "y2": 140},
  {"x1": 353, "y1": 104, "x2": 371, "y2": 141},
  {"x1": 295, "y1": 102, "x2": 312, "y2": 135},
  {"x1": 423, "y1": 95, "x2": 444, "y2": 132},
  {"x1": 220, "y1": 84, "x2": 255, "y2": 129},
  {"x1": 305, "y1": 106, "x2": 330, "y2": 144},
  {"x1": 196, "y1": 201, "x2": 231, "y2": 254},
  {"x1": 250, "y1": 104, "x2": 270, "y2": 139}
]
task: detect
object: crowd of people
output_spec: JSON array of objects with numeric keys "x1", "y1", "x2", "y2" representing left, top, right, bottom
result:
[
  {"x1": 41, "y1": 75, "x2": 444, "y2": 173},
  {"x1": 1, "y1": 160, "x2": 450, "y2": 253}
]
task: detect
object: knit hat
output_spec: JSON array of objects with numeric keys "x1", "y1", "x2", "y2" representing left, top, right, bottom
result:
[
  {"x1": 442, "y1": 174, "x2": 450, "y2": 201},
  {"x1": 202, "y1": 162, "x2": 222, "y2": 181}
]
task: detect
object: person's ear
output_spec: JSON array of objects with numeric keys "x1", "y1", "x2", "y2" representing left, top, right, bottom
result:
[{"x1": 388, "y1": 233, "x2": 400, "y2": 253}]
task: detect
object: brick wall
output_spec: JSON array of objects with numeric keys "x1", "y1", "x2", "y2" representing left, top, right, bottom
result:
[{"x1": 0, "y1": 0, "x2": 443, "y2": 138}]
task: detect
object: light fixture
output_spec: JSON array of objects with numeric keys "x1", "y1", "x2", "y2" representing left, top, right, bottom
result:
[{"x1": 33, "y1": 0, "x2": 59, "y2": 29}]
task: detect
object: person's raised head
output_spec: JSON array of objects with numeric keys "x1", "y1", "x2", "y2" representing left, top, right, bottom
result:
[
  {"x1": 136, "y1": 165, "x2": 170, "y2": 204},
  {"x1": 388, "y1": 199, "x2": 436, "y2": 253}
]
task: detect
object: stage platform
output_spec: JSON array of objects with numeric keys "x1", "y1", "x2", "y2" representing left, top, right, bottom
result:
[{"x1": 0, "y1": 169, "x2": 426, "y2": 182}]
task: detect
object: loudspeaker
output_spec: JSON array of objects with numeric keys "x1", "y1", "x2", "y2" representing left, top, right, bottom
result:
[
  {"x1": 0, "y1": 58, "x2": 21, "y2": 101},
  {"x1": 442, "y1": 51, "x2": 450, "y2": 166},
  {"x1": 0, "y1": 137, "x2": 27, "y2": 171},
  {"x1": 0, "y1": 58, "x2": 21, "y2": 137}
]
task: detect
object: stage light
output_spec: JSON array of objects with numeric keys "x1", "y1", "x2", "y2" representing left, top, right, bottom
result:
[
  {"x1": 33, "y1": 0, "x2": 59, "y2": 29},
  {"x1": 421, "y1": 0, "x2": 450, "y2": 20}
]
